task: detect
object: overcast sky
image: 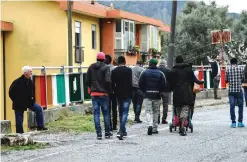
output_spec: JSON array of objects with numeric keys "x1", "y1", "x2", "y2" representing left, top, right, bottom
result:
[{"x1": 202, "y1": 0, "x2": 247, "y2": 13}]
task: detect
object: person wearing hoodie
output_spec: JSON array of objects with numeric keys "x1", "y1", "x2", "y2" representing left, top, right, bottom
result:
[
  {"x1": 131, "y1": 61, "x2": 145, "y2": 123},
  {"x1": 104, "y1": 55, "x2": 118, "y2": 131},
  {"x1": 167, "y1": 55, "x2": 194, "y2": 136},
  {"x1": 86, "y1": 52, "x2": 112, "y2": 140},
  {"x1": 139, "y1": 58, "x2": 166, "y2": 135},
  {"x1": 111, "y1": 56, "x2": 132, "y2": 140},
  {"x1": 158, "y1": 59, "x2": 170, "y2": 124}
]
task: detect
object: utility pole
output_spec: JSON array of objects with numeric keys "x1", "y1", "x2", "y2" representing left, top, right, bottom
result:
[
  {"x1": 67, "y1": 0, "x2": 73, "y2": 72},
  {"x1": 167, "y1": 0, "x2": 177, "y2": 69}
]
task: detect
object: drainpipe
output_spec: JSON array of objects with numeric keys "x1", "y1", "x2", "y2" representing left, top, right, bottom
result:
[
  {"x1": 99, "y1": 18, "x2": 102, "y2": 51},
  {"x1": 3, "y1": 32, "x2": 6, "y2": 120}
]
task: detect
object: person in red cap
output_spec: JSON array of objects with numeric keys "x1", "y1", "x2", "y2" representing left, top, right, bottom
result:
[{"x1": 86, "y1": 52, "x2": 112, "y2": 140}]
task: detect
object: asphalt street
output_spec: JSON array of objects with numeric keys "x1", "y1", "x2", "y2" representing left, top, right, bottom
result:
[{"x1": 1, "y1": 104, "x2": 247, "y2": 162}]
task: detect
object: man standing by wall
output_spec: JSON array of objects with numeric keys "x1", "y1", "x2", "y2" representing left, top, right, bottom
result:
[
  {"x1": 207, "y1": 55, "x2": 221, "y2": 100},
  {"x1": 111, "y1": 56, "x2": 132, "y2": 140},
  {"x1": 158, "y1": 59, "x2": 170, "y2": 124},
  {"x1": 139, "y1": 58, "x2": 166, "y2": 135},
  {"x1": 105, "y1": 55, "x2": 118, "y2": 131},
  {"x1": 225, "y1": 58, "x2": 245, "y2": 128},
  {"x1": 9, "y1": 66, "x2": 47, "y2": 133},
  {"x1": 167, "y1": 55, "x2": 194, "y2": 136},
  {"x1": 86, "y1": 52, "x2": 112, "y2": 140},
  {"x1": 132, "y1": 60, "x2": 145, "y2": 123}
]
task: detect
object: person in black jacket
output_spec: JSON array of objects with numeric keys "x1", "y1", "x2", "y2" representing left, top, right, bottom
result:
[
  {"x1": 9, "y1": 66, "x2": 47, "y2": 133},
  {"x1": 158, "y1": 59, "x2": 170, "y2": 124},
  {"x1": 243, "y1": 64, "x2": 247, "y2": 107},
  {"x1": 111, "y1": 56, "x2": 132, "y2": 140},
  {"x1": 139, "y1": 58, "x2": 166, "y2": 135},
  {"x1": 167, "y1": 55, "x2": 194, "y2": 136},
  {"x1": 207, "y1": 55, "x2": 221, "y2": 100},
  {"x1": 104, "y1": 55, "x2": 118, "y2": 131},
  {"x1": 86, "y1": 52, "x2": 112, "y2": 140}
]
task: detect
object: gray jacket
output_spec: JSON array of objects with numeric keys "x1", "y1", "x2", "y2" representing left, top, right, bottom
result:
[{"x1": 132, "y1": 65, "x2": 145, "y2": 88}]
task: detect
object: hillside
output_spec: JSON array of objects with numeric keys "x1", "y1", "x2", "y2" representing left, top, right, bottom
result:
[{"x1": 100, "y1": 1, "x2": 240, "y2": 24}]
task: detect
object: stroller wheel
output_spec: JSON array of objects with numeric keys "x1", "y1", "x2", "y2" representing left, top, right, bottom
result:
[
  {"x1": 169, "y1": 123, "x2": 173, "y2": 132},
  {"x1": 174, "y1": 126, "x2": 177, "y2": 131},
  {"x1": 190, "y1": 125, "x2": 193, "y2": 133}
]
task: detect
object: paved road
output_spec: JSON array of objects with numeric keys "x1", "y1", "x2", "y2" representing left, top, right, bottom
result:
[{"x1": 2, "y1": 104, "x2": 247, "y2": 162}]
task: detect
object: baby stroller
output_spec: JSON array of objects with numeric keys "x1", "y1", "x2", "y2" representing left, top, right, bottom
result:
[{"x1": 169, "y1": 106, "x2": 193, "y2": 133}]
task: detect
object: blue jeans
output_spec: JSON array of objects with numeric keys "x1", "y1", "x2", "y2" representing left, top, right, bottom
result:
[
  {"x1": 15, "y1": 103, "x2": 44, "y2": 133},
  {"x1": 92, "y1": 96, "x2": 110, "y2": 135},
  {"x1": 229, "y1": 92, "x2": 244, "y2": 123},
  {"x1": 118, "y1": 98, "x2": 131, "y2": 134}
]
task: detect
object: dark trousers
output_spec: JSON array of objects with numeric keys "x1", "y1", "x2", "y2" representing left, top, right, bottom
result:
[
  {"x1": 213, "y1": 75, "x2": 220, "y2": 98},
  {"x1": 161, "y1": 92, "x2": 169, "y2": 121},
  {"x1": 15, "y1": 103, "x2": 44, "y2": 133},
  {"x1": 132, "y1": 87, "x2": 144, "y2": 120},
  {"x1": 118, "y1": 98, "x2": 131, "y2": 134},
  {"x1": 109, "y1": 93, "x2": 118, "y2": 130},
  {"x1": 229, "y1": 92, "x2": 244, "y2": 123}
]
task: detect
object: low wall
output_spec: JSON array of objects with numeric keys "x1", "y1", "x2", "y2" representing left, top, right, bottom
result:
[{"x1": 1, "y1": 120, "x2": 12, "y2": 134}]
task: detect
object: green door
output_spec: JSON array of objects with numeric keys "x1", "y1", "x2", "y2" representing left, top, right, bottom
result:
[
  {"x1": 56, "y1": 74, "x2": 66, "y2": 104},
  {"x1": 69, "y1": 74, "x2": 82, "y2": 102},
  {"x1": 83, "y1": 73, "x2": 91, "y2": 100}
]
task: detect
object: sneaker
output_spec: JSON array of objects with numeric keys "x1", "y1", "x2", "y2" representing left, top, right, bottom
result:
[
  {"x1": 112, "y1": 127, "x2": 118, "y2": 131},
  {"x1": 179, "y1": 128, "x2": 187, "y2": 136},
  {"x1": 37, "y1": 127, "x2": 48, "y2": 131},
  {"x1": 147, "y1": 126, "x2": 153, "y2": 135},
  {"x1": 105, "y1": 132, "x2": 113, "y2": 139},
  {"x1": 123, "y1": 132, "x2": 127, "y2": 137},
  {"x1": 214, "y1": 97, "x2": 221, "y2": 100},
  {"x1": 116, "y1": 132, "x2": 123, "y2": 140},
  {"x1": 231, "y1": 123, "x2": 236, "y2": 128},
  {"x1": 134, "y1": 119, "x2": 142, "y2": 123},
  {"x1": 162, "y1": 120, "x2": 168, "y2": 124},
  {"x1": 97, "y1": 134, "x2": 102, "y2": 140},
  {"x1": 238, "y1": 122, "x2": 245, "y2": 127},
  {"x1": 152, "y1": 130, "x2": 159, "y2": 134}
]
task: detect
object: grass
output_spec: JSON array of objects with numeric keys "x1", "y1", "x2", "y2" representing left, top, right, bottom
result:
[
  {"x1": 46, "y1": 108, "x2": 135, "y2": 133},
  {"x1": 1, "y1": 143, "x2": 49, "y2": 152}
]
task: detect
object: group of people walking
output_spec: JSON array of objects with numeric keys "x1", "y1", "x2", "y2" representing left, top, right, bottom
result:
[
  {"x1": 86, "y1": 52, "x2": 206, "y2": 139},
  {"x1": 8, "y1": 52, "x2": 245, "y2": 137}
]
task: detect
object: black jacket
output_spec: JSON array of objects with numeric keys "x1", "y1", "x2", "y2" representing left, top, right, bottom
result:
[
  {"x1": 139, "y1": 67, "x2": 166, "y2": 99},
  {"x1": 86, "y1": 61, "x2": 111, "y2": 94},
  {"x1": 209, "y1": 61, "x2": 219, "y2": 78},
  {"x1": 9, "y1": 75, "x2": 35, "y2": 111},
  {"x1": 158, "y1": 65, "x2": 170, "y2": 92},
  {"x1": 243, "y1": 65, "x2": 247, "y2": 83},
  {"x1": 167, "y1": 63, "x2": 194, "y2": 107},
  {"x1": 111, "y1": 66, "x2": 132, "y2": 100}
]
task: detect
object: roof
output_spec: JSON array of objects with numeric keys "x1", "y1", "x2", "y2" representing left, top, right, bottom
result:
[
  {"x1": 0, "y1": 21, "x2": 13, "y2": 32},
  {"x1": 56, "y1": 1, "x2": 170, "y2": 32}
]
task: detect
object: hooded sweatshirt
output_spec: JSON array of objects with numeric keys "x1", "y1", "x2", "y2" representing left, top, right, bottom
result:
[
  {"x1": 167, "y1": 63, "x2": 194, "y2": 107},
  {"x1": 86, "y1": 61, "x2": 111, "y2": 96}
]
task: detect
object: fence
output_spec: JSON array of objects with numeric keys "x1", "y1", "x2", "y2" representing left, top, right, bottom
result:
[
  {"x1": 31, "y1": 65, "x2": 245, "y2": 109},
  {"x1": 31, "y1": 66, "x2": 90, "y2": 109}
]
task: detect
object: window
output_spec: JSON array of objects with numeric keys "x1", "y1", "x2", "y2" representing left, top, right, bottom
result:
[
  {"x1": 75, "y1": 21, "x2": 83, "y2": 63},
  {"x1": 125, "y1": 21, "x2": 129, "y2": 32},
  {"x1": 115, "y1": 19, "x2": 121, "y2": 32},
  {"x1": 92, "y1": 24, "x2": 96, "y2": 49}
]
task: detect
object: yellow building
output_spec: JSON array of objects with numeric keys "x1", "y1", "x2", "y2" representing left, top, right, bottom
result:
[
  {"x1": 1, "y1": 1, "x2": 170, "y2": 132},
  {"x1": 1, "y1": 1, "x2": 102, "y2": 132}
]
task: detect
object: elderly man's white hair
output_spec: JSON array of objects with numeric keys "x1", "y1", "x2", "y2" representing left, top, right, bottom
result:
[{"x1": 22, "y1": 66, "x2": 32, "y2": 73}]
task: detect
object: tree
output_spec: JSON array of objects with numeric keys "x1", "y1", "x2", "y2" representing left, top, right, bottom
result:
[
  {"x1": 224, "y1": 10, "x2": 247, "y2": 63},
  {"x1": 174, "y1": 1, "x2": 234, "y2": 64}
]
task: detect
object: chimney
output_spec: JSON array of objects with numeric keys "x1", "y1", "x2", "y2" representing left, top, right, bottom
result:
[
  {"x1": 91, "y1": 0, "x2": 95, "y2": 5},
  {"x1": 110, "y1": 3, "x2": 114, "y2": 9}
]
